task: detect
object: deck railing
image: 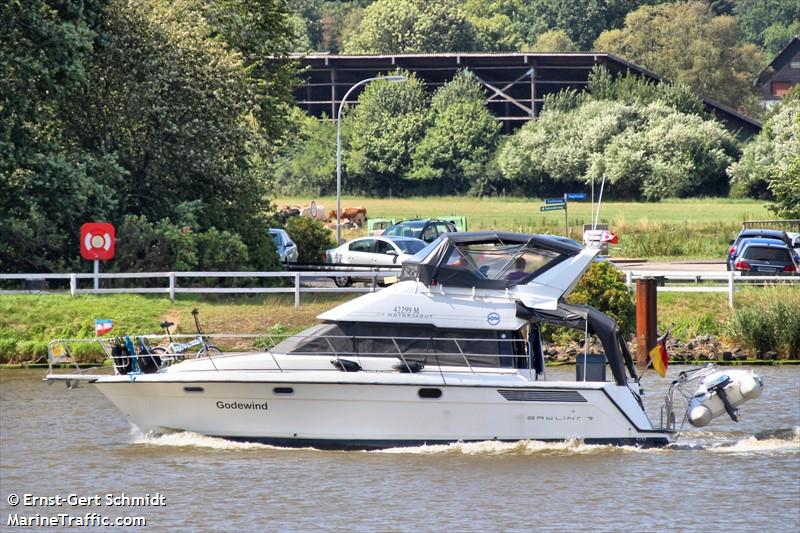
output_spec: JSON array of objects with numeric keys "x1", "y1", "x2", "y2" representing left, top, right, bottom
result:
[{"x1": 46, "y1": 333, "x2": 531, "y2": 382}]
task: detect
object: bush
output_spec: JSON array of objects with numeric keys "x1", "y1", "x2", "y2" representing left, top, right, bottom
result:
[
  {"x1": 285, "y1": 217, "x2": 335, "y2": 263},
  {"x1": 725, "y1": 288, "x2": 800, "y2": 356},
  {"x1": 567, "y1": 262, "x2": 635, "y2": 335},
  {"x1": 112, "y1": 215, "x2": 198, "y2": 272},
  {"x1": 194, "y1": 228, "x2": 250, "y2": 271}
]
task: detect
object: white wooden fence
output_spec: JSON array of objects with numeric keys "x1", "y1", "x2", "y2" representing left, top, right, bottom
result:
[
  {"x1": 1, "y1": 269, "x2": 797, "y2": 308},
  {"x1": 623, "y1": 270, "x2": 799, "y2": 307},
  {"x1": 0, "y1": 270, "x2": 398, "y2": 308}
]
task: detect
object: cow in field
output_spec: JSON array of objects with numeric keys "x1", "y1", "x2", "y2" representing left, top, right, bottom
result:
[{"x1": 328, "y1": 206, "x2": 367, "y2": 228}]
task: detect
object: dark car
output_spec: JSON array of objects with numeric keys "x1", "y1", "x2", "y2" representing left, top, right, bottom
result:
[
  {"x1": 727, "y1": 229, "x2": 797, "y2": 271},
  {"x1": 732, "y1": 239, "x2": 798, "y2": 275},
  {"x1": 382, "y1": 219, "x2": 457, "y2": 243}
]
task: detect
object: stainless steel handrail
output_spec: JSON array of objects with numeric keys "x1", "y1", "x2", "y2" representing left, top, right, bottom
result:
[{"x1": 47, "y1": 333, "x2": 532, "y2": 376}]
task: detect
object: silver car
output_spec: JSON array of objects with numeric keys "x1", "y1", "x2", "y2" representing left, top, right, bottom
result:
[
  {"x1": 269, "y1": 229, "x2": 298, "y2": 264},
  {"x1": 325, "y1": 236, "x2": 426, "y2": 287}
]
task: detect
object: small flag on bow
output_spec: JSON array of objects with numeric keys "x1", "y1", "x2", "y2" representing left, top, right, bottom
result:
[{"x1": 95, "y1": 319, "x2": 113, "y2": 336}]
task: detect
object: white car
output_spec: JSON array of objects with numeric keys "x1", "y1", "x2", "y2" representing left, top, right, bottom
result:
[
  {"x1": 325, "y1": 236, "x2": 427, "y2": 287},
  {"x1": 269, "y1": 228, "x2": 298, "y2": 264}
]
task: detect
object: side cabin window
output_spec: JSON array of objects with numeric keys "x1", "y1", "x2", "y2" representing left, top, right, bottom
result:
[{"x1": 273, "y1": 322, "x2": 528, "y2": 368}]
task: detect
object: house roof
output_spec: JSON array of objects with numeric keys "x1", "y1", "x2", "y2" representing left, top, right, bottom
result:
[{"x1": 755, "y1": 35, "x2": 800, "y2": 87}]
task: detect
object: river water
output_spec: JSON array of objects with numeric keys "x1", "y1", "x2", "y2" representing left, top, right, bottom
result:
[{"x1": 1, "y1": 366, "x2": 798, "y2": 532}]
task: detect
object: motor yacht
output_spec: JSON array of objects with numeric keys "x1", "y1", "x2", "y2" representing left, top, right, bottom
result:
[{"x1": 46, "y1": 232, "x2": 762, "y2": 449}]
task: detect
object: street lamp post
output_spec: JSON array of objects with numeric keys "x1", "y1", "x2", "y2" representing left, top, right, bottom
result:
[{"x1": 336, "y1": 75, "x2": 407, "y2": 245}]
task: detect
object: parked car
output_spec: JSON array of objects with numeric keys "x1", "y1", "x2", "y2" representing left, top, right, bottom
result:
[
  {"x1": 269, "y1": 228, "x2": 298, "y2": 264},
  {"x1": 382, "y1": 219, "x2": 457, "y2": 243},
  {"x1": 732, "y1": 239, "x2": 798, "y2": 275},
  {"x1": 325, "y1": 236, "x2": 427, "y2": 287},
  {"x1": 727, "y1": 228, "x2": 797, "y2": 271}
]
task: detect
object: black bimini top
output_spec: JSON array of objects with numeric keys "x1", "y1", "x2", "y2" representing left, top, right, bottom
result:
[
  {"x1": 399, "y1": 231, "x2": 581, "y2": 290},
  {"x1": 516, "y1": 302, "x2": 638, "y2": 385}
]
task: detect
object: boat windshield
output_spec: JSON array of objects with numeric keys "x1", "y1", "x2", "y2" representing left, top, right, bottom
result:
[
  {"x1": 399, "y1": 232, "x2": 580, "y2": 290},
  {"x1": 443, "y1": 242, "x2": 560, "y2": 281}
]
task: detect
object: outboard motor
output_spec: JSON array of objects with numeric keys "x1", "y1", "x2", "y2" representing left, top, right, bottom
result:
[{"x1": 687, "y1": 369, "x2": 763, "y2": 427}]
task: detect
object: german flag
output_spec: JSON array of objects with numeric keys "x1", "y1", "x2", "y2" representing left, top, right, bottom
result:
[{"x1": 649, "y1": 332, "x2": 670, "y2": 377}]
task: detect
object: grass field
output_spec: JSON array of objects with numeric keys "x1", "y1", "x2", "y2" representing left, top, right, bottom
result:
[{"x1": 277, "y1": 195, "x2": 772, "y2": 259}]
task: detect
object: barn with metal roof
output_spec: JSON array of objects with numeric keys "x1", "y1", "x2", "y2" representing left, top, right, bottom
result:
[{"x1": 292, "y1": 53, "x2": 761, "y2": 138}]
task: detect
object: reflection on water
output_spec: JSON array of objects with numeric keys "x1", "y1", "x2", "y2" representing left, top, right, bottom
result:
[{"x1": 1, "y1": 366, "x2": 798, "y2": 532}]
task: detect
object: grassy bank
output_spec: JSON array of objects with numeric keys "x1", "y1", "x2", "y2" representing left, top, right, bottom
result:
[
  {"x1": 0, "y1": 294, "x2": 351, "y2": 363},
  {"x1": 277, "y1": 196, "x2": 770, "y2": 259},
  {"x1": 2, "y1": 286, "x2": 797, "y2": 363}
]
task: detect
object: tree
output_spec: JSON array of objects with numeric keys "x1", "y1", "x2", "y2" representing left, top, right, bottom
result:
[
  {"x1": 0, "y1": 0, "x2": 122, "y2": 272},
  {"x1": 0, "y1": 0, "x2": 294, "y2": 272},
  {"x1": 409, "y1": 71, "x2": 501, "y2": 194},
  {"x1": 523, "y1": 0, "x2": 644, "y2": 51},
  {"x1": 346, "y1": 73, "x2": 429, "y2": 194},
  {"x1": 734, "y1": 0, "x2": 800, "y2": 50},
  {"x1": 594, "y1": 2, "x2": 764, "y2": 109},
  {"x1": 497, "y1": 73, "x2": 740, "y2": 200},
  {"x1": 462, "y1": 0, "x2": 525, "y2": 52},
  {"x1": 67, "y1": 1, "x2": 266, "y2": 231},
  {"x1": 201, "y1": 0, "x2": 298, "y2": 144},
  {"x1": 272, "y1": 108, "x2": 338, "y2": 195},
  {"x1": 766, "y1": 156, "x2": 800, "y2": 218},
  {"x1": 762, "y1": 21, "x2": 800, "y2": 56},
  {"x1": 342, "y1": 0, "x2": 475, "y2": 54},
  {"x1": 728, "y1": 100, "x2": 800, "y2": 201},
  {"x1": 525, "y1": 29, "x2": 577, "y2": 52}
]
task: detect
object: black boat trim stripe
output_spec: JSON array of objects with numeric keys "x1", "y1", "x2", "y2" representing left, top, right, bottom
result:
[{"x1": 213, "y1": 436, "x2": 671, "y2": 450}]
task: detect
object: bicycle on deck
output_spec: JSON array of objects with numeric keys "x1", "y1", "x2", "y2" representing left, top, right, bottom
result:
[{"x1": 153, "y1": 308, "x2": 222, "y2": 359}]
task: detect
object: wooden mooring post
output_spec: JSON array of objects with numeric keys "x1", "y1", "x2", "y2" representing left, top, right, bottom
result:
[{"x1": 636, "y1": 277, "x2": 657, "y2": 368}]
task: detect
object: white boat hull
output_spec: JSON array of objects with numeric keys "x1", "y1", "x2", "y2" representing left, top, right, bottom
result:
[{"x1": 94, "y1": 370, "x2": 672, "y2": 448}]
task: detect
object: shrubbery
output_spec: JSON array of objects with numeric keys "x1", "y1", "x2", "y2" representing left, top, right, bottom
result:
[
  {"x1": 111, "y1": 215, "x2": 279, "y2": 273},
  {"x1": 725, "y1": 288, "x2": 800, "y2": 356},
  {"x1": 567, "y1": 261, "x2": 635, "y2": 335},
  {"x1": 497, "y1": 69, "x2": 740, "y2": 200},
  {"x1": 728, "y1": 97, "x2": 800, "y2": 212},
  {"x1": 285, "y1": 217, "x2": 335, "y2": 263}
]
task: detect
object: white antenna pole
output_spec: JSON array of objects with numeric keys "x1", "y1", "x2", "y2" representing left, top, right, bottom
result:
[
  {"x1": 593, "y1": 173, "x2": 607, "y2": 230},
  {"x1": 591, "y1": 176, "x2": 594, "y2": 228}
]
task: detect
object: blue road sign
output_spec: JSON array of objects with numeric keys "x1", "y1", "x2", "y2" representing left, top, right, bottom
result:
[
  {"x1": 545, "y1": 198, "x2": 564, "y2": 204},
  {"x1": 540, "y1": 204, "x2": 565, "y2": 212},
  {"x1": 566, "y1": 192, "x2": 587, "y2": 201}
]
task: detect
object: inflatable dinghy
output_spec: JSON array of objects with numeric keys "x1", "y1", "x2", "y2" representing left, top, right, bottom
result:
[{"x1": 687, "y1": 369, "x2": 763, "y2": 427}]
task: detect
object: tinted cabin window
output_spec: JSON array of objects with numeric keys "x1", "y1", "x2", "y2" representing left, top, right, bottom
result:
[{"x1": 272, "y1": 322, "x2": 527, "y2": 368}]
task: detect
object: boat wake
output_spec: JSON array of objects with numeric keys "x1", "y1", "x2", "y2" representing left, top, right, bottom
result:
[
  {"x1": 127, "y1": 427, "x2": 799, "y2": 455},
  {"x1": 131, "y1": 428, "x2": 276, "y2": 451},
  {"x1": 705, "y1": 426, "x2": 800, "y2": 455},
  {"x1": 378, "y1": 439, "x2": 656, "y2": 456}
]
